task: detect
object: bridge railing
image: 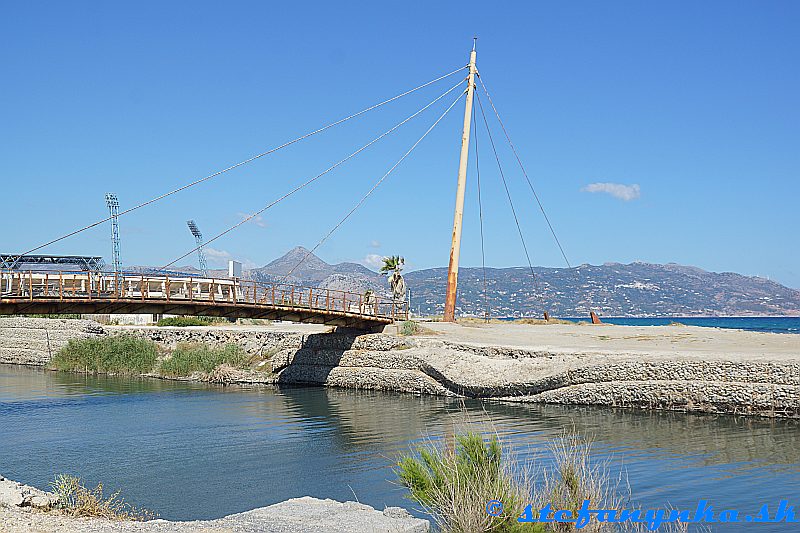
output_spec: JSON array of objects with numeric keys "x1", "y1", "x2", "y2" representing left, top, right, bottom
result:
[{"x1": 0, "y1": 270, "x2": 408, "y2": 321}]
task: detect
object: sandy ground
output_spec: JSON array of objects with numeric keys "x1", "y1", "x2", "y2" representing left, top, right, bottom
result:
[
  {"x1": 417, "y1": 321, "x2": 799, "y2": 361},
  {"x1": 136, "y1": 320, "x2": 798, "y2": 361}
]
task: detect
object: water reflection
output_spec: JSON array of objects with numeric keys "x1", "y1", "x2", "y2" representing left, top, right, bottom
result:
[{"x1": 1, "y1": 365, "x2": 798, "y2": 531}]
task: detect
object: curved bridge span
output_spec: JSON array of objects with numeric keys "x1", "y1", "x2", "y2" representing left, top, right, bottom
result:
[{"x1": 0, "y1": 271, "x2": 405, "y2": 331}]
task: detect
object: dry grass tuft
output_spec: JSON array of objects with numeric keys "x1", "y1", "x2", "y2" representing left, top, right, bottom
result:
[
  {"x1": 50, "y1": 474, "x2": 155, "y2": 521},
  {"x1": 456, "y1": 317, "x2": 574, "y2": 326}
]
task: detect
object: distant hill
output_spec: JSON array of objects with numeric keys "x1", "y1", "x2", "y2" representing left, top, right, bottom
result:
[
  {"x1": 405, "y1": 262, "x2": 800, "y2": 317},
  {"x1": 247, "y1": 246, "x2": 386, "y2": 295},
  {"x1": 136, "y1": 248, "x2": 800, "y2": 317}
]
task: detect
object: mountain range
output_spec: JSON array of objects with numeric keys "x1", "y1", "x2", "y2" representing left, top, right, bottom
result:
[{"x1": 140, "y1": 247, "x2": 800, "y2": 317}]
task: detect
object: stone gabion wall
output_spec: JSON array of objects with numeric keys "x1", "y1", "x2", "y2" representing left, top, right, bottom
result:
[{"x1": 0, "y1": 318, "x2": 105, "y2": 366}]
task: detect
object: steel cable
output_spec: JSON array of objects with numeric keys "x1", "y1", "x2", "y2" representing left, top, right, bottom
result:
[
  {"x1": 475, "y1": 92, "x2": 540, "y2": 296},
  {"x1": 159, "y1": 77, "x2": 467, "y2": 272},
  {"x1": 280, "y1": 90, "x2": 467, "y2": 283},
  {"x1": 18, "y1": 66, "x2": 467, "y2": 259},
  {"x1": 472, "y1": 110, "x2": 490, "y2": 321},
  {"x1": 477, "y1": 75, "x2": 572, "y2": 269}
]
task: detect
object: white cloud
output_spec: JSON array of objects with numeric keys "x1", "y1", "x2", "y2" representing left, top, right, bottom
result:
[
  {"x1": 241, "y1": 259, "x2": 259, "y2": 270},
  {"x1": 237, "y1": 212, "x2": 267, "y2": 228},
  {"x1": 582, "y1": 182, "x2": 641, "y2": 201},
  {"x1": 361, "y1": 254, "x2": 384, "y2": 269},
  {"x1": 204, "y1": 247, "x2": 258, "y2": 270},
  {"x1": 203, "y1": 247, "x2": 232, "y2": 266},
  {"x1": 368, "y1": 240, "x2": 381, "y2": 249}
]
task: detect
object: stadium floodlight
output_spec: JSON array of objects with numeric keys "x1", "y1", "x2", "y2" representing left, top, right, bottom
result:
[
  {"x1": 186, "y1": 220, "x2": 208, "y2": 276},
  {"x1": 105, "y1": 193, "x2": 122, "y2": 274}
]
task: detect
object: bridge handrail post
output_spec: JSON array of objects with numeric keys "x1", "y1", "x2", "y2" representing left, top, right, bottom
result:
[
  {"x1": 308, "y1": 287, "x2": 313, "y2": 309},
  {"x1": 59, "y1": 272, "x2": 63, "y2": 301},
  {"x1": 290, "y1": 286, "x2": 294, "y2": 308},
  {"x1": 166, "y1": 276, "x2": 170, "y2": 302},
  {"x1": 28, "y1": 271, "x2": 33, "y2": 301},
  {"x1": 326, "y1": 289, "x2": 330, "y2": 311},
  {"x1": 342, "y1": 292, "x2": 347, "y2": 314}
]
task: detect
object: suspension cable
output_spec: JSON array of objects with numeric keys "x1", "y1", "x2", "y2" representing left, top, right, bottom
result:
[
  {"x1": 159, "y1": 78, "x2": 466, "y2": 272},
  {"x1": 280, "y1": 90, "x2": 467, "y2": 283},
  {"x1": 18, "y1": 66, "x2": 467, "y2": 259},
  {"x1": 471, "y1": 110, "x2": 490, "y2": 322},
  {"x1": 475, "y1": 92, "x2": 539, "y2": 291},
  {"x1": 477, "y1": 75, "x2": 572, "y2": 268}
]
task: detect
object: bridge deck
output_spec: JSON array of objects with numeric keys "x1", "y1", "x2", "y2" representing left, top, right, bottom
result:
[{"x1": 0, "y1": 271, "x2": 404, "y2": 331}]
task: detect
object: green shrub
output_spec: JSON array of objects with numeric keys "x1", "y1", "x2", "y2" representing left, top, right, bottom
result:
[
  {"x1": 398, "y1": 431, "x2": 692, "y2": 533},
  {"x1": 156, "y1": 316, "x2": 216, "y2": 327},
  {"x1": 397, "y1": 433, "x2": 539, "y2": 533},
  {"x1": 159, "y1": 343, "x2": 248, "y2": 376},
  {"x1": 51, "y1": 335, "x2": 158, "y2": 374},
  {"x1": 400, "y1": 320, "x2": 420, "y2": 336}
]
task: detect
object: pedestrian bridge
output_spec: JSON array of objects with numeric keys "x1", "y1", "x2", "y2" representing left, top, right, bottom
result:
[{"x1": 0, "y1": 270, "x2": 405, "y2": 331}]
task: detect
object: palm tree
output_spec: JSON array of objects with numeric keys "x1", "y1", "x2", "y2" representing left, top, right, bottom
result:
[
  {"x1": 381, "y1": 256, "x2": 406, "y2": 310},
  {"x1": 380, "y1": 255, "x2": 404, "y2": 275}
]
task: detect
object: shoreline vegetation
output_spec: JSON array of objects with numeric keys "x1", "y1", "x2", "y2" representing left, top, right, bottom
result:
[
  {"x1": 50, "y1": 335, "x2": 269, "y2": 379},
  {"x1": 49, "y1": 474, "x2": 156, "y2": 521},
  {"x1": 397, "y1": 430, "x2": 694, "y2": 533}
]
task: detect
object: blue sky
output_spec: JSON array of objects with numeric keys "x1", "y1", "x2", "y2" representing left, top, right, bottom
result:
[{"x1": 2, "y1": 2, "x2": 798, "y2": 287}]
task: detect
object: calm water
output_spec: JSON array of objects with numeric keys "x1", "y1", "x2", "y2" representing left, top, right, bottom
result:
[
  {"x1": 2, "y1": 366, "x2": 799, "y2": 531},
  {"x1": 560, "y1": 316, "x2": 800, "y2": 334}
]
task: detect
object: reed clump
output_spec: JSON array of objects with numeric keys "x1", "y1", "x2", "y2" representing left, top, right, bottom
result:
[
  {"x1": 158, "y1": 343, "x2": 249, "y2": 376},
  {"x1": 50, "y1": 474, "x2": 155, "y2": 521},
  {"x1": 50, "y1": 335, "x2": 159, "y2": 375}
]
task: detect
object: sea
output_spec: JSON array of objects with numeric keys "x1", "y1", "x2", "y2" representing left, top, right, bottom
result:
[{"x1": 558, "y1": 316, "x2": 800, "y2": 334}]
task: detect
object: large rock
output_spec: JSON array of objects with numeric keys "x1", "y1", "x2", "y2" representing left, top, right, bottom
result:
[
  {"x1": 0, "y1": 475, "x2": 57, "y2": 509},
  {"x1": 0, "y1": 489, "x2": 429, "y2": 532},
  {"x1": 215, "y1": 497, "x2": 429, "y2": 533}
]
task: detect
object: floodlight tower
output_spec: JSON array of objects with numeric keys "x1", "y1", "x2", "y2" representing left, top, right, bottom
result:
[
  {"x1": 105, "y1": 193, "x2": 122, "y2": 275},
  {"x1": 186, "y1": 220, "x2": 208, "y2": 276}
]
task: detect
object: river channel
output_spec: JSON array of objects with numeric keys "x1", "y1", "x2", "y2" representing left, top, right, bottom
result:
[{"x1": 1, "y1": 365, "x2": 798, "y2": 531}]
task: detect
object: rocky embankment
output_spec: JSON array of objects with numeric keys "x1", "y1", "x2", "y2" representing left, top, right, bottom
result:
[
  {"x1": 1, "y1": 318, "x2": 798, "y2": 418},
  {"x1": 0, "y1": 318, "x2": 104, "y2": 365},
  {"x1": 0, "y1": 475, "x2": 428, "y2": 533}
]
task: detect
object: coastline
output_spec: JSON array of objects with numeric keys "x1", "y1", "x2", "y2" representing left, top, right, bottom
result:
[{"x1": 1, "y1": 317, "x2": 798, "y2": 418}]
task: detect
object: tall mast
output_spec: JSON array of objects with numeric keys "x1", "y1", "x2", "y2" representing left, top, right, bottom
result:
[
  {"x1": 105, "y1": 193, "x2": 122, "y2": 275},
  {"x1": 443, "y1": 41, "x2": 477, "y2": 322}
]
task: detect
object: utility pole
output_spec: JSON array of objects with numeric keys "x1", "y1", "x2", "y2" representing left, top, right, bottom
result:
[
  {"x1": 443, "y1": 40, "x2": 477, "y2": 322},
  {"x1": 105, "y1": 193, "x2": 122, "y2": 275}
]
